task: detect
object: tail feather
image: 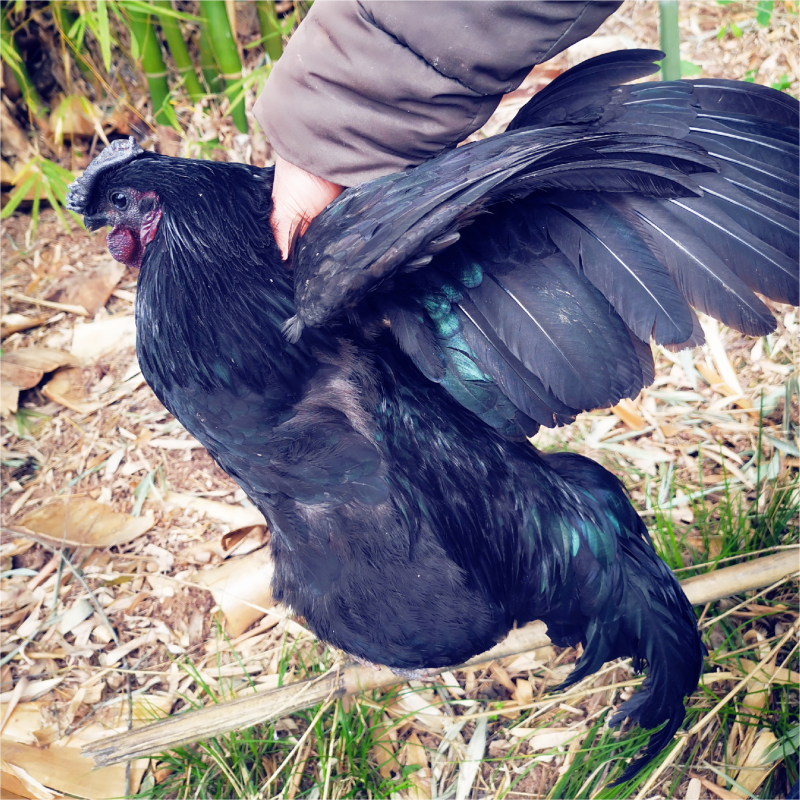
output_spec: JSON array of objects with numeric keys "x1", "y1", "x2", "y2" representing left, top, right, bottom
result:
[
  {"x1": 540, "y1": 452, "x2": 705, "y2": 785},
  {"x1": 604, "y1": 535, "x2": 705, "y2": 784}
]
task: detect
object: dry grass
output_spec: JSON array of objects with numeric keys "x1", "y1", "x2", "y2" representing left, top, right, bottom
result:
[{"x1": 1, "y1": 2, "x2": 798, "y2": 799}]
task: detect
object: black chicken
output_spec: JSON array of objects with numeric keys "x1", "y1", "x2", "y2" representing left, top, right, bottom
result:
[{"x1": 67, "y1": 51, "x2": 798, "y2": 782}]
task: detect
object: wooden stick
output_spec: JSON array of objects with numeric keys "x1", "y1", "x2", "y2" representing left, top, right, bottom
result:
[{"x1": 82, "y1": 550, "x2": 798, "y2": 767}]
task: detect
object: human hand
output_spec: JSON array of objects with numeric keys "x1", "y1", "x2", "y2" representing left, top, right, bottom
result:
[{"x1": 270, "y1": 153, "x2": 343, "y2": 260}]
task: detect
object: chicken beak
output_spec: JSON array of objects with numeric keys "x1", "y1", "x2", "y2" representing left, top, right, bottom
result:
[{"x1": 83, "y1": 214, "x2": 110, "y2": 232}]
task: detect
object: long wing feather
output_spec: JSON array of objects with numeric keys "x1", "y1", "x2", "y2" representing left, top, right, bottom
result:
[
  {"x1": 290, "y1": 49, "x2": 797, "y2": 437},
  {"x1": 534, "y1": 194, "x2": 694, "y2": 344}
]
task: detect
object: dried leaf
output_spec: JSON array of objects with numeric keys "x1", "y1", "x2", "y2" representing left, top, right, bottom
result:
[
  {"x1": 99, "y1": 632, "x2": 158, "y2": 668},
  {"x1": 490, "y1": 663, "x2": 516, "y2": 693},
  {"x1": 70, "y1": 315, "x2": 136, "y2": 361},
  {"x1": 738, "y1": 659, "x2": 800, "y2": 685},
  {"x1": 57, "y1": 598, "x2": 94, "y2": 636},
  {"x1": 2, "y1": 348, "x2": 80, "y2": 374},
  {"x1": 0, "y1": 757, "x2": 56, "y2": 800},
  {"x1": 221, "y1": 525, "x2": 266, "y2": 553},
  {"x1": 1, "y1": 349, "x2": 79, "y2": 390},
  {"x1": 41, "y1": 368, "x2": 103, "y2": 414},
  {"x1": 165, "y1": 492, "x2": 266, "y2": 530},
  {"x1": 508, "y1": 725, "x2": 578, "y2": 749},
  {"x1": 1, "y1": 313, "x2": 53, "y2": 339},
  {"x1": 0, "y1": 383, "x2": 19, "y2": 416},
  {"x1": 1, "y1": 159, "x2": 16, "y2": 187},
  {"x1": 19, "y1": 497, "x2": 155, "y2": 547},
  {"x1": 611, "y1": 398, "x2": 646, "y2": 430},
  {"x1": 513, "y1": 678, "x2": 533, "y2": 705},
  {"x1": 1, "y1": 739, "x2": 144, "y2": 800},
  {"x1": 400, "y1": 731, "x2": 431, "y2": 800},
  {"x1": 46, "y1": 260, "x2": 125, "y2": 317},
  {"x1": 394, "y1": 684, "x2": 445, "y2": 733},
  {"x1": 732, "y1": 730, "x2": 778, "y2": 796},
  {"x1": 0, "y1": 105, "x2": 33, "y2": 159},
  {"x1": 191, "y1": 547, "x2": 274, "y2": 637},
  {"x1": 50, "y1": 95, "x2": 97, "y2": 139},
  {"x1": 1, "y1": 363, "x2": 43, "y2": 391},
  {"x1": 371, "y1": 713, "x2": 400, "y2": 781},
  {"x1": 698, "y1": 315, "x2": 743, "y2": 395},
  {"x1": 455, "y1": 717, "x2": 487, "y2": 800}
]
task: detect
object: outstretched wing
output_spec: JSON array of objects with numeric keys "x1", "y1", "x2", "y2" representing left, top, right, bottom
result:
[{"x1": 291, "y1": 50, "x2": 799, "y2": 438}]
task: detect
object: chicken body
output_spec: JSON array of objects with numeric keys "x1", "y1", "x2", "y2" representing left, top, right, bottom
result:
[{"x1": 67, "y1": 51, "x2": 798, "y2": 782}]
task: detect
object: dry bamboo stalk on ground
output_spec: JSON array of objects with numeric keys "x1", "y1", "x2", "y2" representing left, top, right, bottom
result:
[{"x1": 83, "y1": 549, "x2": 798, "y2": 767}]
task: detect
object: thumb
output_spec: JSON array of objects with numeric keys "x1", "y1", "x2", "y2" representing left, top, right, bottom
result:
[{"x1": 270, "y1": 154, "x2": 343, "y2": 259}]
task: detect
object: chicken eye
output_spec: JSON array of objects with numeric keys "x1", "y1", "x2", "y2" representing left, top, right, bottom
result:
[{"x1": 110, "y1": 192, "x2": 128, "y2": 210}]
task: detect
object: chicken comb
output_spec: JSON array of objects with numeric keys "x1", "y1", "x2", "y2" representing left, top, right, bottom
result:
[{"x1": 66, "y1": 137, "x2": 145, "y2": 214}]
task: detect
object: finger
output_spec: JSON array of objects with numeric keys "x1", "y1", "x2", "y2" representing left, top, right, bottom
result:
[{"x1": 271, "y1": 155, "x2": 343, "y2": 259}]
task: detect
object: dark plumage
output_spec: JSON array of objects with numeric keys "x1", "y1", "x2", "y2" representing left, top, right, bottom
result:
[{"x1": 67, "y1": 51, "x2": 798, "y2": 783}]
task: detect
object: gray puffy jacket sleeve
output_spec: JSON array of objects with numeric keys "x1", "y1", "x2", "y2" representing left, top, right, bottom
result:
[{"x1": 253, "y1": 1, "x2": 621, "y2": 186}]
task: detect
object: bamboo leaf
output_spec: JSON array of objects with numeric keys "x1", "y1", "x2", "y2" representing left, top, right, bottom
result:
[
  {"x1": 124, "y1": 0, "x2": 197, "y2": 22},
  {"x1": 41, "y1": 179, "x2": 71, "y2": 232},
  {"x1": 30, "y1": 186, "x2": 41, "y2": 241},
  {"x1": 0, "y1": 173, "x2": 38, "y2": 219},
  {"x1": 40, "y1": 158, "x2": 78, "y2": 188},
  {"x1": 0, "y1": 9, "x2": 47, "y2": 121},
  {"x1": 96, "y1": 0, "x2": 112, "y2": 72}
]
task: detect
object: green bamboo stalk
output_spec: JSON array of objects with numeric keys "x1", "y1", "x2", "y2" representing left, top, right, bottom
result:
[
  {"x1": 659, "y1": 1, "x2": 681, "y2": 81},
  {"x1": 256, "y1": 0, "x2": 283, "y2": 62},
  {"x1": 152, "y1": 0, "x2": 204, "y2": 102},
  {"x1": 0, "y1": 9, "x2": 47, "y2": 123},
  {"x1": 200, "y1": 0, "x2": 247, "y2": 133},
  {"x1": 198, "y1": 19, "x2": 222, "y2": 93},
  {"x1": 127, "y1": 6, "x2": 172, "y2": 126}
]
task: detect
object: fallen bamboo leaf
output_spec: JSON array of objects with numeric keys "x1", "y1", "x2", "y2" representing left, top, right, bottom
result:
[
  {"x1": 191, "y1": 546, "x2": 275, "y2": 637},
  {"x1": 3, "y1": 292, "x2": 89, "y2": 317},
  {"x1": 1, "y1": 362, "x2": 44, "y2": 391},
  {"x1": 400, "y1": 730, "x2": 431, "y2": 800},
  {"x1": 50, "y1": 95, "x2": 96, "y2": 139},
  {"x1": 737, "y1": 659, "x2": 800, "y2": 685},
  {"x1": 57, "y1": 598, "x2": 94, "y2": 636},
  {"x1": 19, "y1": 497, "x2": 155, "y2": 547},
  {"x1": 371, "y1": 713, "x2": 400, "y2": 780},
  {"x1": 99, "y1": 632, "x2": 158, "y2": 668},
  {"x1": 0, "y1": 677, "x2": 65, "y2": 705},
  {"x1": 699, "y1": 315, "x2": 743, "y2": 395},
  {"x1": 41, "y1": 368, "x2": 104, "y2": 414},
  {"x1": 394, "y1": 683, "x2": 446, "y2": 732},
  {"x1": 611, "y1": 398, "x2": 646, "y2": 430},
  {"x1": 513, "y1": 727, "x2": 578, "y2": 751},
  {"x1": 455, "y1": 717, "x2": 487, "y2": 800},
  {"x1": 1, "y1": 348, "x2": 80, "y2": 391},
  {"x1": 81, "y1": 550, "x2": 799, "y2": 768},
  {"x1": 2, "y1": 348, "x2": 80, "y2": 374},
  {"x1": 0, "y1": 757, "x2": 56, "y2": 800},
  {"x1": 1, "y1": 739, "x2": 145, "y2": 800},
  {"x1": 165, "y1": 491, "x2": 266, "y2": 529},
  {"x1": 0, "y1": 383, "x2": 20, "y2": 416},
  {"x1": 70, "y1": 315, "x2": 136, "y2": 361},
  {"x1": 46, "y1": 260, "x2": 125, "y2": 317},
  {"x1": 1, "y1": 313, "x2": 53, "y2": 339},
  {"x1": 690, "y1": 775, "x2": 739, "y2": 800},
  {"x1": 147, "y1": 438, "x2": 204, "y2": 449}
]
